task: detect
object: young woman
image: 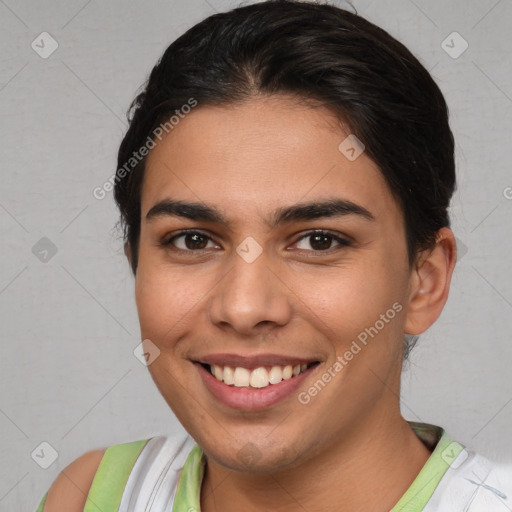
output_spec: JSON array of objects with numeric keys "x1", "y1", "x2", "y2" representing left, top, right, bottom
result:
[{"x1": 36, "y1": 1, "x2": 512, "y2": 511}]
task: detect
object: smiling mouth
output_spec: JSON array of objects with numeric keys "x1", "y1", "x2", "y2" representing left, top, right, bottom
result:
[{"x1": 200, "y1": 362, "x2": 319, "y2": 389}]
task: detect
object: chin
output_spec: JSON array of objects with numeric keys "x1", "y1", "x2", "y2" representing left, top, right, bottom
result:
[{"x1": 199, "y1": 435, "x2": 304, "y2": 474}]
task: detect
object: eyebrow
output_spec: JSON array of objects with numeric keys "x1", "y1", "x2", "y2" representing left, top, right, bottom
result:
[{"x1": 145, "y1": 198, "x2": 375, "y2": 227}]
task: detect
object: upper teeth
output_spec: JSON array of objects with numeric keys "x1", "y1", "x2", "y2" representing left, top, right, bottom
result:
[{"x1": 210, "y1": 364, "x2": 308, "y2": 388}]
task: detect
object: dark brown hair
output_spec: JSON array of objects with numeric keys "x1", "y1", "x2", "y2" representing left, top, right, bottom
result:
[{"x1": 114, "y1": 0, "x2": 455, "y2": 278}]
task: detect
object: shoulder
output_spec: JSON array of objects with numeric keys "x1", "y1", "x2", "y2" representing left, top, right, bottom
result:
[
  {"x1": 40, "y1": 433, "x2": 196, "y2": 512},
  {"x1": 43, "y1": 448, "x2": 106, "y2": 512}
]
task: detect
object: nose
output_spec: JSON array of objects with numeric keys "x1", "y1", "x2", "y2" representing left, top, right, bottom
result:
[{"x1": 207, "y1": 246, "x2": 293, "y2": 337}]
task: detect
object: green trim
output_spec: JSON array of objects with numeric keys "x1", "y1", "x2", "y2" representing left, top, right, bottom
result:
[
  {"x1": 170, "y1": 422, "x2": 463, "y2": 512},
  {"x1": 34, "y1": 440, "x2": 149, "y2": 512},
  {"x1": 390, "y1": 423, "x2": 464, "y2": 511},
  {"x1": 172, "y1": 444, "x2": 205, "y2": 512},
  {"x1": 34, "y1": 423, "x2": 460, "y2": 512},
  {"x1": 83, "y1": 439, "x2": 150, "y2": 512},
  {"x1": 35, "y1": 491, "x2": 47, "y2": 512}
]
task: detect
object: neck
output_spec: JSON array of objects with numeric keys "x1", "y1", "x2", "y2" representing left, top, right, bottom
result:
[{"x1": 200, "y1": 411, "x2": 432, "y2": 512}]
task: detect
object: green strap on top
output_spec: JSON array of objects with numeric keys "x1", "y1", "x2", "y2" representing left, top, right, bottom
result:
[
  {"x1": 34, "y1": 439, "x2": 149, "y2": 512},
  {"x1": 34, "y1": 423, "x2": 461, "y2": 512},
  {"x1": 83, "y1": 439, "x2": 149, "y2": 512},
  {"x1": 390, "y1": 424, "x2": 464, "y2": 511},
  {"x1": 172, "y1": 444, "x2": 205, "y2": 512}
]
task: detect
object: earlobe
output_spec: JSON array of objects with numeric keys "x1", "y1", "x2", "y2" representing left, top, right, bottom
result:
[{"x1": 404, "y1": 227, "x2": 457, "y2": 335}]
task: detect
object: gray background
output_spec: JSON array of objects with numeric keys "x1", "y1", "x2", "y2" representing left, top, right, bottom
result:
[{"x1": 1, "y1": 0, "x2": 511, "y2": 510}]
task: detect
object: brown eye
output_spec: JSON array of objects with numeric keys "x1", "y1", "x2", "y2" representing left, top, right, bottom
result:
[
  {"x1": 309, "y1": 233, "x2": 333, "y2": 250},
  {"x1": 294, "y1": 230, "x2": 351, "y2": 252},
  {"x1": 164, "y1": 231, "x2": 219, "y2": 251},
  {"x1": 183, "y1": 233, "x2": 208, "y2": 250}
]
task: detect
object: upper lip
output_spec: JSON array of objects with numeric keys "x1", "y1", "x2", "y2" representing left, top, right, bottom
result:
[{"x1": 193, "y1": 353, "x2": 321, "y2": 369}]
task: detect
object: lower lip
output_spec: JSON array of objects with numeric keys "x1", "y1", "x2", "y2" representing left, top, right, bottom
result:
[{"x1": 196, "y1": 363, "x2": 317, "y2": 411}]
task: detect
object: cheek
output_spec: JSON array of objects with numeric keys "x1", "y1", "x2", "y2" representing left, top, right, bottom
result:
[
  {"x1": 292, "y1": 256, "x2": 407, "y2": 350},
  {"x1": 134, "y1": 255, "x2": 180, "y2": 340},
  {"x1": 134, "y1": 250, "x2": 213, "y2": 342}
]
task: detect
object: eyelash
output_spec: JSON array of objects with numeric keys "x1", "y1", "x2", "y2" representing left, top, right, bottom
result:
[{"x1": 161, "y1": 229, "x2": 352, "y2": 254}]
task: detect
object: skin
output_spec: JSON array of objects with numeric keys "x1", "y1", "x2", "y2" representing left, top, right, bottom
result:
[
  {"x1": 44, "y1": 449, "x2": 105, "y2": 511},
  {"x1": 130, "y1": 95, "x2": 457, "y2": 512}
]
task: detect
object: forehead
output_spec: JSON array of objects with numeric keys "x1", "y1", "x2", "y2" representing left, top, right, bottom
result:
[{"x1": 141, "y1": 95, "x2": 401, "y2": 227}]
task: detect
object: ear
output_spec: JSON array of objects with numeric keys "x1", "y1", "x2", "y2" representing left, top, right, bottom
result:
[{"x1": 404, "y1": 227, "x2": 457, "y2": 335}]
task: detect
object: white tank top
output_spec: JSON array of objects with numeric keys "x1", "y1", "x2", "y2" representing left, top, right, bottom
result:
[{"x1": 116, "y1": 433, "x2": 512, "y2": 511}]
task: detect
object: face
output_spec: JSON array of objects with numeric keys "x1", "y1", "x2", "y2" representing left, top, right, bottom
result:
[{"x1": 135, "y1": 95, "x2": 413, "y2": 472}]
